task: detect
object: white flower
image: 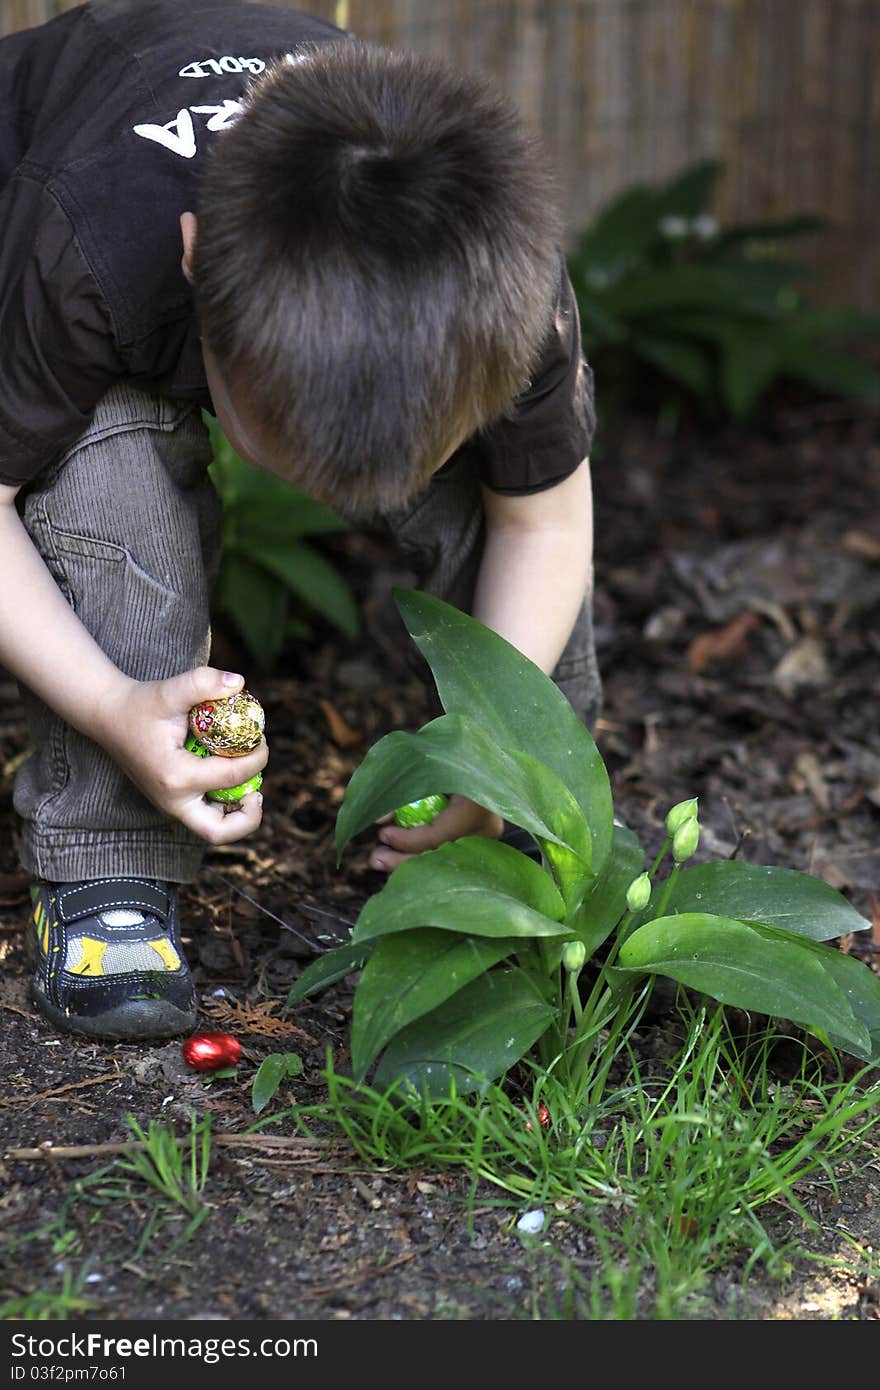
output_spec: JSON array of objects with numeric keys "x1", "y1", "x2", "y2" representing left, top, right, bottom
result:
[
  {"x1": 659, "y1": 215, "x2": 689, "y2": 239},
  {"x1": 693, "y1": 213, "x2": 719, "y2": 240}
]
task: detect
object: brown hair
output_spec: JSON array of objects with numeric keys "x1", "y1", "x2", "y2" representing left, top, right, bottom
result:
[{"x1": 193, "y1": 39, "x2": 563, "y2": 515}]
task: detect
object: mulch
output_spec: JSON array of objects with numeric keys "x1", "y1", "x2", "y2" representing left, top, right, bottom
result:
[{"x1": 0, "y1": 397, "x2": 878, "y2": 1321}]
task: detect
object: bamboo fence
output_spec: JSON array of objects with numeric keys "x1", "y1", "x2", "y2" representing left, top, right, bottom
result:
[{"x1": 2, "y1": 0, "x2": 878, "y2": 306}]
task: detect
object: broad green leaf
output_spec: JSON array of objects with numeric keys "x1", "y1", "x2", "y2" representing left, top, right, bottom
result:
[
  {"x1": 710, "y1": 214, "x2": 825, "y2": 251},
  {"x1": 393, "y1": 591, "x2": 612, "y2": 879},
  {"x1": 618, "y1": 913, "x2": 870, "y2": 1059},
  {"x1": 718, "y1": 334, "x2": 787, "y2": 418},
  {"x1": 742, "y1": 921, "x2": 880, "y2": 1065},
  {"x1": 570, "y1": 185, "x2": 662, "y2": 283},
  {"x1": 335, "y1": 713, "x2": 592, "y2": 884},
  {"x1": 352, "y1": 836, "x2": 568, "y2": 945},
  {"x1": 570, "y1": 822, "x2": 646, "y2": 956},
  {"x1": 252, "y1": 1052, "x2": 303, "y2": 1114},
  {"x1": 604, "y1": 264, "x2": 790, "y2": 320},
  {"x1": 779, "y1": 342, "x2": 880, "y2": 404},
  {"x1": 236, "y1": 492, "x2": 349, "y2": 545},
  {"x1": 284, "y1": 940, "x2": 371, "y2": 1010},
  {"x1": 215, "y1": 553, "x2": 288, "y2": 670},
  {"x1": 372, "y1": 966, "x2": 555, "y2": 1097},
  {"x1": 654, "y1": 160, "x2": 721, "y2": 220},
  {"x1": 641, "y1": 862, "x2": 870, "y2": 942},
  {"x1": 783, "y1": 307, "x2": 880, "y2": 341},
  {"x1": 256, "y1": 539, "x2": 361, "y2": 637},
  {"x1": 628, "y1": 332, "x2": 714, "y2": 395},
  {"x1": 352, "y1": 929, "x2": 517, "y2": 1080}
]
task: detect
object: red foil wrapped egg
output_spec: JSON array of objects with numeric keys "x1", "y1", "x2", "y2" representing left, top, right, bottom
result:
[
  {"x1": 182, "y1": 1032, "x2": 242, "y2": 1072},
  {"x1": 525, "y1": 1101, "x2": 551, "y2": 1133}
]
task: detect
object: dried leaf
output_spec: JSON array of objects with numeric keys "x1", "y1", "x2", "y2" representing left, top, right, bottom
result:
[
  {"x1": 772, "y1": 635, "x2": 830, "y2": 695},
  {"x1": 687, "y1": 611, "x2": 758, "y2": 673},
  {"x1": 202, "y1": 996, "x2": 316, "y2": 1043},
  {"x1": 319, "y1": 699, "x2": 365, "y2": 749},
  {"x1": 793, "y1": 751, "x2": 830, "y2": 811},
  {"x1": 842, "y1": 529, "x2": 880, "y2": 563}
]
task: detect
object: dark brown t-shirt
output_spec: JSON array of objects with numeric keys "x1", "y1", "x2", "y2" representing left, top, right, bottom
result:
[{"x1": 0, "y1": 0, "x2": 594, "y2": 494}]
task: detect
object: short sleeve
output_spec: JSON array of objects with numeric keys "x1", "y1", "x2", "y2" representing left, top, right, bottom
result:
[
  {"x1": 0, "y1": 176, "x2": 123, "y2": 486},
  {"x1": 473, "y1": 258, "x2": 596, "y2": 495}
]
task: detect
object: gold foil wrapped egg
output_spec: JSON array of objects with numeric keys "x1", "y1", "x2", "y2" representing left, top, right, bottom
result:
[{"x1": 188, "y1": 690, "x2": 265, "y2": 758}]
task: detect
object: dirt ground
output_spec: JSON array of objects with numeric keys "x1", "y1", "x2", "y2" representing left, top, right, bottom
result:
[{"x1": 1, "y1": 397, "x2": 878, "y2": 1321}]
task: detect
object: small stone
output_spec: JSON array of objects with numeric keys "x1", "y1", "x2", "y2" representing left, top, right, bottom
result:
[{"x1": 516, "y1": 1209, "x2": 545, "y2": 1234}]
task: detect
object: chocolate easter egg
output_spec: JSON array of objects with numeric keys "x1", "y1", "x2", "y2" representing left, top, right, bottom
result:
[
  {"x1": 182, "y1": 1033, "x2": 242, "y2": 1072},
  {"x1": 185, "y1": 733, "x2": 263, "y2": 802},
  {"x1": 188, "y1": 690, "x2": 264, "y2": 757},
  {"x1": 393, "y1": 794, "x2": 448, "y2": 828}
]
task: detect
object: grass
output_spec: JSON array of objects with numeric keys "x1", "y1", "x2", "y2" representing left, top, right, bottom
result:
[
  {"x1": 2, "y1": 1003, "x2": 876, "y2": 1321},
  {"x1": 289, "y1": 995, "x2": 880, "y2": 1319},
  {"x1": 0, "y1": 1114, "x2": 213, "y2": 1320}
]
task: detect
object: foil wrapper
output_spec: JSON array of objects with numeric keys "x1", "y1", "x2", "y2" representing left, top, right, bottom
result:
[
  {"x1": 182, "y1": 1033, "x2": 242, "y2": 1072},
  {"x1": 393, "y1": 794, "x2": 448, "y2": 828},
  {"x1": 188, "y1": 690, "x2": 264, "y2": 757}
]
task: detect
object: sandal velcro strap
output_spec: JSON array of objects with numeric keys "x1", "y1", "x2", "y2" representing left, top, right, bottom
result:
[{"x1": 56, "y1": 877, "x2": 172, "y2": 924}]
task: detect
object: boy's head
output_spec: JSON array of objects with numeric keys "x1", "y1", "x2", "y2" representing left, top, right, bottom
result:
[{"x1": 187, "y1": 39, "x2": 563, "y2": 517}]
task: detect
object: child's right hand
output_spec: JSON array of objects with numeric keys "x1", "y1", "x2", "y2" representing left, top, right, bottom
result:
[{"x1": 93, "y1": 667, "x2": 268, "y2": 844}]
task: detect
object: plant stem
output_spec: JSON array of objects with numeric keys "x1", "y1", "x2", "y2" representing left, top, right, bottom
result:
[
  {"x1": 653, "y1": 860, "x2": 682, "y2": 921},
  {"x1": 649, "y1": 834, "x2": 673, "y2": 878},
  {"x1": 568, "y1": 969, "x2": 584, "y2": 1026}
]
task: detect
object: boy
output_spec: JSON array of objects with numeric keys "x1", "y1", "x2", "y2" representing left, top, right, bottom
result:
[{"x1": 0, "y1": 0, "x2": 599, "y2": 1041}]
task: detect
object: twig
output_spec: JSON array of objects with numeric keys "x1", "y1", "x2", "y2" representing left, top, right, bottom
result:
[
  {"x1": 0, "y1": 1000, "x2": 40, "y2": 1021},
  {"x1": 1, "y1": 1072, "x2": 121, "y2": 1108},
  {"x1": 5, "y1": 1132, "x2": 333, "y2": 1161},
  {"x1": 305, "y1": 1246, "x2": 423, "y2": 1297}
]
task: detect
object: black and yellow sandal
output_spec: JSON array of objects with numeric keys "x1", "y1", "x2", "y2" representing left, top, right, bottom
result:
[{"x1": 29, "y1": 877, "x2": 196, "y2": 1040}]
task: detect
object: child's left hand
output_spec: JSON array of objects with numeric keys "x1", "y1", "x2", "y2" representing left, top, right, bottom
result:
[{"x1": 369, "y1": 794, "x2": 503, "y2": 873}]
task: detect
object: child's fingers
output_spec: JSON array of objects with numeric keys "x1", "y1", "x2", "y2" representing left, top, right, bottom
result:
[
  {"x1": 184, "y1": 790, "x2": 264, "y2": 844},
  {"x1": 377, "y1": 797, "x2": 488, "y2": 853},
  {"x1": 377, "y1": 819, "x2": 445, "y2": 853},
  {"x1": 369, "y1": 845, "x2": 414, "y2": 873}
]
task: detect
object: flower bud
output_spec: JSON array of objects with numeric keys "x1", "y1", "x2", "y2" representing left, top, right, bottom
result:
[
  {"x1": 665, "y1": 798, "x2": 699, "y2": 835},
  {"x1": 562, "y1": 941, "x2": 587, "y2": 973},
  {"x1": 625, "y1": 872, "x2": 652, "y2": 913},
  {"x1": 672, "y1": 815, "x2": 700, "y2": 864}
]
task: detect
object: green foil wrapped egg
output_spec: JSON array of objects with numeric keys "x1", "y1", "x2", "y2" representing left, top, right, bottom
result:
[
  {"x1": 185, "y1": 689, "x2": 265, "y2": 803},
  {"x1": 393, "y1": 794, "x2": 448, "y2": 828}
]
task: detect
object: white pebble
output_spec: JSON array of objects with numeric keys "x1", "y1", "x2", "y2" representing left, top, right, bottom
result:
[{"x1": 516, "y1": 1209, "x2": 545, "y2": 1234}]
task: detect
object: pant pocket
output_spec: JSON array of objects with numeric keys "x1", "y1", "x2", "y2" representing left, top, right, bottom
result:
[{"x1": 46, "y1": 527, "x2": 181, "y2": 683}]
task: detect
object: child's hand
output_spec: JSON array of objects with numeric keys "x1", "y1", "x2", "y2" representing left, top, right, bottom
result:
[
  {"x1": 94, "y1": 667, "x2": 268, "y2": 844},
  {"x1": 369, "y1": 794, "x2": 503, "y2": 873}
]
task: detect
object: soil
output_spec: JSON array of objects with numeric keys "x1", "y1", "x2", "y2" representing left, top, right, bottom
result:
[{"x1": 1, "y1": 398, "x2": 879, "y2": 1322}]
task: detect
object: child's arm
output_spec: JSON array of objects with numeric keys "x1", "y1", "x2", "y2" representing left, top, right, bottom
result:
[
  {"x1": 0, "y1": 483, "x2": 267, "y2": 844},
  {"x1": 369, "y1": 457, "x2": 593, "y2": 871}
]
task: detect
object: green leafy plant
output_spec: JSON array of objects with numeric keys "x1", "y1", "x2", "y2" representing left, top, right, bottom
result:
[
  {"x1": 567, "y1": 160, "x2": 880, "y2": 423},
  {"x1": 252, "y1": 1051, "x2": 304, "y2": 1114},
  {"x1": 287, "y1": 590, "x2": 880, "y2": 1102},
  {"x1": 208, "y1": 417, "x2": 361, "y2": 671}
]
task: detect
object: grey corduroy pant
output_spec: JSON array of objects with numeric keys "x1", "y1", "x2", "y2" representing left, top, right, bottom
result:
[{"x1": 14, "y1": 383, "x2": 601, "y2": 884}]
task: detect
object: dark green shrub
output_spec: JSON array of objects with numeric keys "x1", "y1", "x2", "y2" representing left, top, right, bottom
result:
[
  {"x1": 207, "y1": 417, "x2": 360, "y2": 672},
  {"x1": 568, "y1": 160, "x2": 880, "y2": 424}
]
